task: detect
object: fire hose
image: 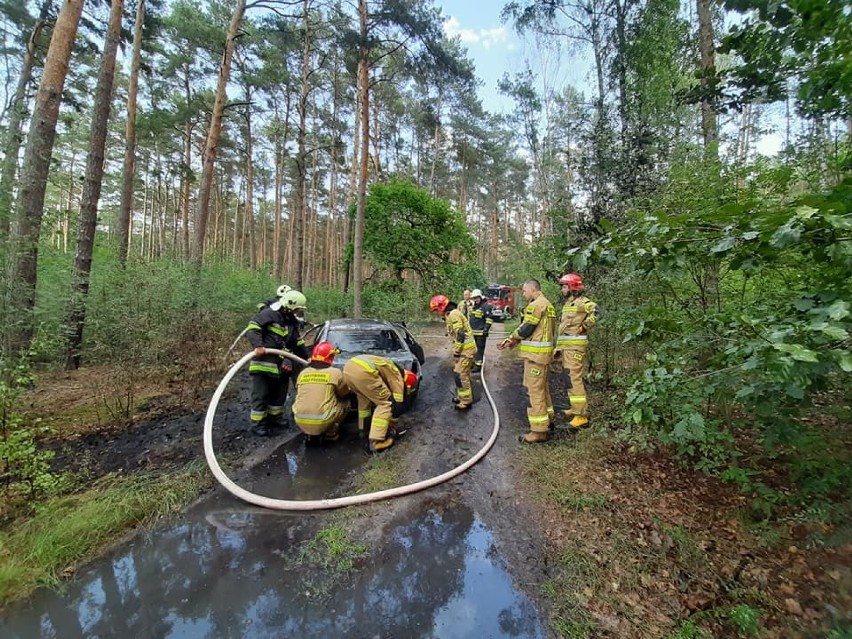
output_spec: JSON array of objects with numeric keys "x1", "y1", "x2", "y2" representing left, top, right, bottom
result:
[{"x1": 203, "y1": 348, "x2": 500, "y2": 511}]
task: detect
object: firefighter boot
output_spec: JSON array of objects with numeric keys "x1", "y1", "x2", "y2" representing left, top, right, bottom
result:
[
  {"x1": 251, "y1": 423, "x2": 270, "y2": 437},
  {"x1": 369, "y1": 437, "x2": 394, "y2": 453},
  {"x1": 520, "y1": 431, "x2": 549, "y2": 444},
  {"x1": 454, "y1": 402, "x2": 472, "y2": 411},
  {"x1": 569, "y1": 416, "x2": 589, "y2": 430},
  {"x1": 323, "y1": 427, "x2": 340, "y2": 443}
]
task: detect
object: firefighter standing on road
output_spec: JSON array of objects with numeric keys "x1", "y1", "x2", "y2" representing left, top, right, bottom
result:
[
  {"x1": 555, "y1": 273, "x2": 598, "y2": 430},
  {"x1": 342, "y1": 355, "x2": 416, "y2": 453},
  {"x1": 430, "y1": 294, "x2": 476, "y2": 410},
  {"x1": 245, "y1": 290, "x2": 310, "y2": 437},
  {"x1": 497, "y1": 279, "x2": 557, "y2": 443},
  {"x1": 468, "y1": 289, "x2": 494, "y2": 373},
  {"x1": 292, "y1": 342, "x2": 350, "y2": 444}
]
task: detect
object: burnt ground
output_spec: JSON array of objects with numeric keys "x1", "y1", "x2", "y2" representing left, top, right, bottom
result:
[{"x1": 16, "y1": 324, "x2": 852, "y2": 638}]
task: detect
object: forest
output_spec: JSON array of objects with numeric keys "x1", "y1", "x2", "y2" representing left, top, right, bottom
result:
[{"x1": 0, "y1": 0, "x2": 849, "y2": 635}]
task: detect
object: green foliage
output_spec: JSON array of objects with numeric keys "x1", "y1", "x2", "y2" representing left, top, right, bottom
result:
[
  {"x1": 578, "y1": 156, "x2": 852, "y2": 500},
  {"x1": 719, "y1": 0, "x2": 851, "y2": 119},
  {"x1": 363, "y1": 177, "x2": 476, "y2": 284},
  {"x1": 0, "y1": 359, "x2": 64, "y2": 503}
]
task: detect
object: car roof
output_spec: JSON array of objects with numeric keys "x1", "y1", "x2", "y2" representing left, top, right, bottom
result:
[{"x1": 324, "y1": 318, "x2": 400, "y2": 330}]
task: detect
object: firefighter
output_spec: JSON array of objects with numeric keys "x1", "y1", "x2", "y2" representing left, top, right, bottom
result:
[
  {"x1": 496, "y1": 279, "x2": 557, "y2": 443},
  {"x1": 555, "y1": 273, "x2": 598, "y2": 430},
  {"x1": 468, "y1": 288, "x2": 494, "y2": 373},
  {"x1": 461, "y1": 289, "x2": 473, "y2": 318},
  {"x1": 244, "y1": 289, "x2": 310, "y2": 437},
  {"x1": 342, "y1": 355, "x2": 416, "y2": 453},
  {"x1": 429, "y1": 294, "x2": 476, "y2": 410},
  {"x1": 255, "y1": 284, "x2": 292, "y2": 311},
  {"x1": 292, "y1": 341, "x2": 350, "y2": 444}
]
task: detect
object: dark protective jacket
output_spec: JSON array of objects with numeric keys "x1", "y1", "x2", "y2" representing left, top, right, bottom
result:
[
  {"x1": 245, "y1": 307, "x2": 309, "y2": 376},
  {"x1": 467, "y1": 300, "x2": 494, "y2": 336}
]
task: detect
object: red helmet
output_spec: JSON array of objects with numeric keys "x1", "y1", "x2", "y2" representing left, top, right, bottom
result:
[
  {"x1": 559, "y1": 273, "x2": 584, "y2": 291},
  {"x1": 403, "y1": 369, "x2": 418, "y2": 391},
  {"x1": 311, "y1": 341, "x2": 340, "y2": 365},
  {"x1": 429, "y1": 294, "x2": 450, "y2": 313}
]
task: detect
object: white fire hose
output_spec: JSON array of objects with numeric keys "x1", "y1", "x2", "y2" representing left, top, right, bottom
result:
[{"x1": 203, "y1": 348, "x2": 500, "y2": 510}]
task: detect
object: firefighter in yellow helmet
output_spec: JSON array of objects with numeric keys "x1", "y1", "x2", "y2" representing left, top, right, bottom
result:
[
  {"x1": 430, "y1": 294, "x2": 476, "y2": 410},
  {"x1": 342, "y1": 355, "x2": 407, "y2": 453},
  {"x1": 497, "y1": 279, "x2": 557, "y2": 443},
  {"x1": 292, "y1": 342, "x2": 350, "y2": 445},
  {"x1": 555, "y1": 273, "x2": 598, "y2": 430}
]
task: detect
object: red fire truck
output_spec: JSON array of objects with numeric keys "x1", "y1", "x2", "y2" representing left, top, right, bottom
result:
[{"x1": 484, "y1": 284, "x2": 519, "y2": 321}]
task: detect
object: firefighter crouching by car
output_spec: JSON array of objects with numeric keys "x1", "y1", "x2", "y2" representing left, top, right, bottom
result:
[
  {"x1": 245, "y1": 290, "x2": 310, "y2": 437},
  {"x1": 497, "y1": 279, "x2": 557, "y2": 443},
  {"x1": 342, "y1": 355, "x2": 417, "y2": 453},
  {"x1": 554, "y1": 273, "x2": 598, "y2": 430},
  {"x1": 429, "y1": 294, "x2": 476, "y2": 410},
  {"x1": 468, "y1": 289, "x2": 494, "y2": 372},
  {"x1": 292, "y1": 341, "x2": 350, "y2": 444}
]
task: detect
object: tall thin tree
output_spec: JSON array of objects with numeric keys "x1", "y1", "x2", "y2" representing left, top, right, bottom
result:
[
  {"x1": 4, "y1": 0, "x2": 85, "y2": 356},
  {"x1": 64, "y1": 0, "x2": 124, "y2": 369}
]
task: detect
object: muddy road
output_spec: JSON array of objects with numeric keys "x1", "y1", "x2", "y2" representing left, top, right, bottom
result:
[{"x1": 1, "y1": 327, "x2": 563, "y2": 638}]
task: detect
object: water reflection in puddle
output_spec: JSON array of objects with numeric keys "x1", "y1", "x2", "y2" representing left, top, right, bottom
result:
[{"x1": 1, "y1": 440, "x2": 545, "y2": 638}]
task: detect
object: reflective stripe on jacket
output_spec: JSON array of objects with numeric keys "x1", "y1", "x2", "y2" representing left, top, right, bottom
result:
[{"x1": 512, "y1": 294, "x2": 556, "y2": 364}]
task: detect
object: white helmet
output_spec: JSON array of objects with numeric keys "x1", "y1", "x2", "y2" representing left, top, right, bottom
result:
[
  {"x1": 276, "y1": 284, "x2": 292, "y2": 298},
  {"x1": 471, "y1": 288, "x2": 483, "y2": 299},
  {"x1": 280, "y1": 290, "x2": 307, "y2": 311}
]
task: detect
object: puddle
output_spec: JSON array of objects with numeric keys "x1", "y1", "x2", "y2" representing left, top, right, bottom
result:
[{"x1": 1, "y1": 472, "x2": 545, "y2": 639}]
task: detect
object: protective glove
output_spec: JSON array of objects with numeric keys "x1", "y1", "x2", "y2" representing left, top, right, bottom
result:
[
  {"x1": 391, "y1": 401, "x2": 403, "y2": 418},
  {"x1": 280, "y1": 358, "x2": 294, "y2": 374}
]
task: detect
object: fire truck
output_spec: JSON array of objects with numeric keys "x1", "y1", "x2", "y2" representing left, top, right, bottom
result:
[{"x1": 483, "y1": 284, "x2": 519, "y2": 321}]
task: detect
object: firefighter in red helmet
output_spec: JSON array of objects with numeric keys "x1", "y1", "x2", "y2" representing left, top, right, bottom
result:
[
  {"x1": 555, "y1": 273, "x2": 598, "y2": 430},
  {"x1": 292, "y1": 342, "x2": 350, "y2": 444},
  {"x1": 430, "y1": 294, "x2": 476, "y2": 410}
]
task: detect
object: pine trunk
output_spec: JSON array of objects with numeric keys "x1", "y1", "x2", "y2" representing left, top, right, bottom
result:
[{"x1": 5, "y1": 0, "x2": 84, "y2": 356}]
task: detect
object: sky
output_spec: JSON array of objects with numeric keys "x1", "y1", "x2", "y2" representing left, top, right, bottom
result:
[
  {"x1": 437, "y1": 0, "x2": 523, "y2": 114},
  {"x1": 437, "y1": 0, "x2": 783, "y2": 155}
]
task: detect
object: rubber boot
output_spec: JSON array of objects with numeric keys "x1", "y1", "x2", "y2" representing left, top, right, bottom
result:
[
  {"x1": 250, "y1": 423, "x2": 270, "y2": 437},
  {"x1": 369, "y1": 437, "x2": 394, "y2": 453},
  {"x1": 520, "y1": 431, "x2": 549, "y2": 444},
  {"x1": 569, "y1": 416, "x2": 589, "y2": 429}
]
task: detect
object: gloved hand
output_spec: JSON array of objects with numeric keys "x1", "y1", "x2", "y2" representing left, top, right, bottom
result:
[
  {"x1": 280, "y1": 358, "x2": 293, "y2": 374},
  {"x1": 452, "y1": 352, "x2": 461, "y2": 360},
  {"x1": 391, "y1": 401, "x2": 403, "y2": 418},
  {"x1": 254, "y1": 347, "x2": 266, "y2": 357}
]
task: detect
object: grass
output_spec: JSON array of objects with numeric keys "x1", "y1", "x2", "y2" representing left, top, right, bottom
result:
[
  {"x1": 0, "y1": 462, "x2": 211, "y2": 606},
  {"x1": 299, "y1": 524, "x2": 368, "y2": 572},
  {"x1": 357, "y1": 454, "x2": 402, "y2": 494}
]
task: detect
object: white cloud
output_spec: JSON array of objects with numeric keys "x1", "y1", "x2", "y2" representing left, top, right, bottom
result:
[{"x1": 443, "y1": 16, "x2": 508, "y2": 50}]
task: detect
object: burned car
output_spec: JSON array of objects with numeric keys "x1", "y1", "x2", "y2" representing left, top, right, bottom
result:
[{"x1": 302, "y1": 319, "x2": 425, "y2": 408}]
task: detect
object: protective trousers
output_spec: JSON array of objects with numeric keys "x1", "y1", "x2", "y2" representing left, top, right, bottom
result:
[
  {"x1": 294, "y1": 402, "x2": 347, "y2": 438},
  {"x1": 524, "y1": 360, "x2": 553, "y2": 432},
  {"x1": 348, "y1": 374, "x2": 396, "y2": 441},
  {"x1": 250, "y1": 373, "x2": 289, "y2": 424},
  {"x1": 562, "y1": 345, "x2": 588, "y2": 416},
  {"x1": 473, "y1": 334, "x2": 487, "y2": 369},
  {"x1": 454, "y1": 352, "x2": 475, "y2": 406}
]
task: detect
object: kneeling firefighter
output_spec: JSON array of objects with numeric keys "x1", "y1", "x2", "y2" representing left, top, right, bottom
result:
[
  {"x1": 342, "y1": 355, "x2": 417, "y2": 453},
  {"x1": 292, "y1": 341, "x2": 350, "y2": 444}
]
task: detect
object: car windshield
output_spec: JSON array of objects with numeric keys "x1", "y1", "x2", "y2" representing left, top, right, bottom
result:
[
  {"x1": 327, "y1": 327, "x2": 405, "y2": 353},
  {"x1": 486, "y1": 288, "x2": 503, "y2": 300}
]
